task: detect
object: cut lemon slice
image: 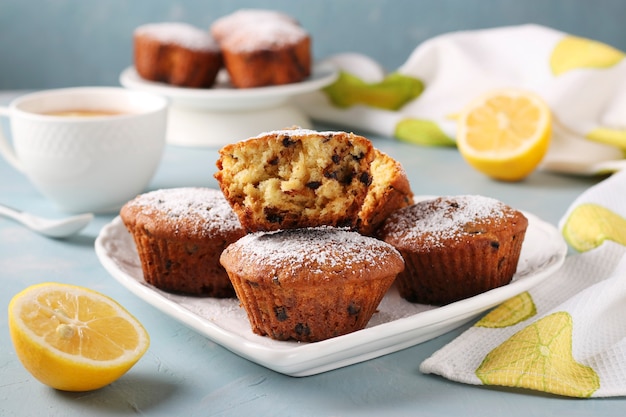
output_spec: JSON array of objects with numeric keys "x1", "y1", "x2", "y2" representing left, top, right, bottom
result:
[
  {"x1": 457, "y1": 89, "x2": 552, "y2": 181},
  {"x1": 8, "y1": 282, "x2": 150, "y2": 391}
]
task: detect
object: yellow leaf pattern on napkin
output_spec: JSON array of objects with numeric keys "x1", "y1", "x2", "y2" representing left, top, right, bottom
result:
[
  {"x1": 550, "y1": 36, "x2": 624, "y2": 76},
  {"x1": 476, "y1": 312, "x2": 600, "y2": 397},
  {"x1": 585, "y1": 128, "x2": 626, "y2": 151},
  {"x1": 562, "y1": 203, "x2": 626, "y2": 252},
  {"x1": 475, "y1": 292, "x2": 536, "y2": 328}
]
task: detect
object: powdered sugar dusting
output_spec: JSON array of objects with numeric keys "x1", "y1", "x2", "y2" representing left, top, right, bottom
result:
[
  {"x1": 125, "y1": 187, "x2": 242, "y2": 235},
  {"x1": 98, "y1": 209, "x2": 565, "y2": 358},
  {"x1": 383, "y1": 195, "x2": 515, "y2": 247},
  {"x1": 135, "y1": 22, "x2": 219, "y2": 51},
  {"x1": 230, "y1": 227, "x2": 401, "y2": 278},
  {"x1": 252, "y1": 127, "x2": 347, "y2": 139},
  {"x1": 221, "y1": 20, "x2": 308, "y2": 52},
  {"x1": 211, "y1": 9, "x2": 298, "y2": 37}
]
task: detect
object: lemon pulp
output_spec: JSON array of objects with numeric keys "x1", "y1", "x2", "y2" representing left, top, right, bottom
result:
[
  {"x1": 457, "y1": 89, "x2": 552, "y2": 181},
  {"x1": 8, "y1": 282, "x2": 150, "y2": 391}
]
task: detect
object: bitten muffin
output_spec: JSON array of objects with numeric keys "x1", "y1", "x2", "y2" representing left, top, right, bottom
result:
[
  {"x1": 357, "y1": 149, "x2": 414, "y2": 236},
  {"x1": 217, "y1": 20, "x2": 311, "y2": 88},
  {"x1": 120, "y1": 187, "x2": 245, "y2": 297},
  {"x1": 378, "y1": 195, "x2": 528, "y2": 305},
  {"x1": 134, "y1": 22, "x2": 222, "y2": 88},
  {"x1": 220, "y1": 227, "x2": 405, "y2": 342},
  {"x1": 215, "y1": 128, "x2": 376, "y2": 232}
]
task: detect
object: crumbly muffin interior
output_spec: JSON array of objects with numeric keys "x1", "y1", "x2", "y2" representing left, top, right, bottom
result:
[
  {"x1": 357, "y1": 149, "x2": 413, "y2": 234},
  {"x1": 216, "y1": 129, "x2": 374, "y2": 230}
]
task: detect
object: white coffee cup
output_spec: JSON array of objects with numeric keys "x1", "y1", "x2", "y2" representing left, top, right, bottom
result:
[{"x1": 0, "y1": 87, "x2": 168, "y2": 213}]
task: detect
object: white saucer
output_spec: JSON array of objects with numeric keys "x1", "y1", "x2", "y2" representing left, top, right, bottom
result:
[{"x1": 119, "y1": 64, "x2": 338, "y2": 147}]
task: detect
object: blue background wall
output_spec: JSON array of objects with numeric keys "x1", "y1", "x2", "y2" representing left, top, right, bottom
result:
[{"x1": 2, "y1": 0, "x2": 626, "y2": 89}]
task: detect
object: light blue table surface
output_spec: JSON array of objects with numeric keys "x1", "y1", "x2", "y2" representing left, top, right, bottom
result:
[{"x1": 1, "y1": 90, "x2": 624, "y2": 416}]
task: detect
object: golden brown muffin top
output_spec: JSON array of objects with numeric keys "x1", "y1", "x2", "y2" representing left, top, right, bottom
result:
[
  {"x1": 379, "y1": 195, "x2": 528, "y2": 249},
  {"x1": 220, "y1": 226, "x2": 404, "y2": 285},
  {"x1": 120, "y1": 187, "x2": 243, "y2": 239}
]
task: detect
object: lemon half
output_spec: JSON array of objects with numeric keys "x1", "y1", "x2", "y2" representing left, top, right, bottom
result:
[
  {"x1": 457, "y1": 89, "x2": 552, "y2": 181},
  {"x1": 8, "y1": 282, "x2": 150, "y2": 391}
]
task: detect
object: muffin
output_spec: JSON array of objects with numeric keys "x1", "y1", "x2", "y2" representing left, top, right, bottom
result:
[
  {"x1": 220, "y1": 227, "x2": 405, "y2": 342},
  {"x1": 120, "y1": 187, "x2": 245, "y2": 297},
  {"x1": 378, "y1": 195, "x2": 528, "y2": 305},
  {"x1": 219, "y1": 22, "x2": 311, "y2": 88},
  {"x1": 215, "y1": 128, "x2": 376, "y2": 232},
  {"x1": 134, "y1": 22, "x2": 222, "y2": 88}
]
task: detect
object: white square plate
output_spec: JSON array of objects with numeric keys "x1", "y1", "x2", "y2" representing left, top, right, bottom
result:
[{"x1": 95, "y1": 206, "x2": 566, "y2": 376}]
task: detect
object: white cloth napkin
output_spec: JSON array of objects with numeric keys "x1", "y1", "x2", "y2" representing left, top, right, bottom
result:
[
  {"x1": 297, "y1": 24, "x2": 626, "y2": 175},
  {"x1": 420, "y1": 169, "x2": 626, "y2": 397}
]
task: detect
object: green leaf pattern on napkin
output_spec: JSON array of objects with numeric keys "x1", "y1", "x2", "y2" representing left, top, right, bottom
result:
[
  {"x1": 322, "y1": 71, "x2": 424, "y2": 111},
  {"x1": 394, "y1": 118, "x2": 456, "y2": 146}
]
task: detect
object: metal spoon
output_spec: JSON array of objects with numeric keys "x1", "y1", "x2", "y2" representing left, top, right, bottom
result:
[{"x1": 0, "y1": 203, "x2": 93, "y2": 238}]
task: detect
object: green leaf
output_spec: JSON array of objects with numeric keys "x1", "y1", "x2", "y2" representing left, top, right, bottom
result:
[
  {"x1": 395, "y1": 118, "x2": 456, "y2": 146},
  {"x1": 322, "y1": 71, "x2": 424, "y2": 111}
]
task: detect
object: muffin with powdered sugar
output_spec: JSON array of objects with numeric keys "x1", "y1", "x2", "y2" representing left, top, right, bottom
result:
[
  {"x1": 220, "y1": 226, "x2": 404, "y2": 342},
  {"x1": 378, "y1": 195, "x2": 528, "y2": 305},
  {"x1": 121, "y1": 187, "x2": 245, "y2": 297}
]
